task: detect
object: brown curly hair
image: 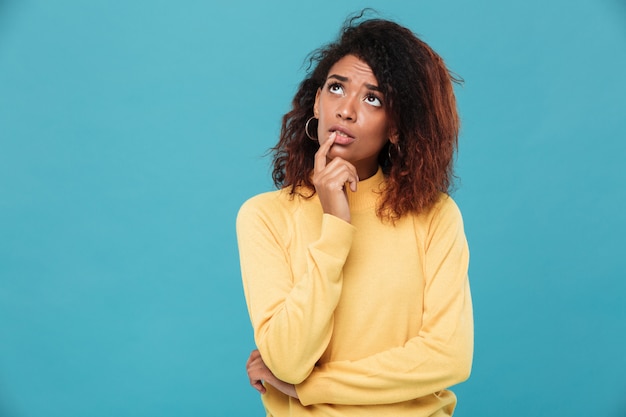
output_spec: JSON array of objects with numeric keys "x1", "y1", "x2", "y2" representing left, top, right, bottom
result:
[{"x1": 271, "y1": 13, "x2": 461, "y2": 220}]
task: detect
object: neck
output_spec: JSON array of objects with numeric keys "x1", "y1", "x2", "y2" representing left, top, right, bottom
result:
[
  {"x1": 354, "y1": 160, "x2": 380, "y2": 181},
  {"x1": 345, "y1": 167, "x2": 385, "y2": 212}
]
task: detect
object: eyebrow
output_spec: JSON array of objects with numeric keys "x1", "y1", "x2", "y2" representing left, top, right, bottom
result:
[{"x1": 327, "y1": 74, "x2": 381, "y2": 92}]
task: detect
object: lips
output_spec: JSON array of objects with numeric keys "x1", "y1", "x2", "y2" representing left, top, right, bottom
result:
[{"x1": 329, "y1": 126, "x2": 356, "y2": 145}]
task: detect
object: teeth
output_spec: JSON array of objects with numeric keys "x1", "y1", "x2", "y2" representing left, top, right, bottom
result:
[{"x1": 335, "y1": 130, "x2": 349, "y2": 137}]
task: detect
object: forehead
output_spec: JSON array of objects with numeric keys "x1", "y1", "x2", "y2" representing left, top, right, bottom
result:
[{"x1": 327, "y1": 55, "x2": 378, "y2": 85}]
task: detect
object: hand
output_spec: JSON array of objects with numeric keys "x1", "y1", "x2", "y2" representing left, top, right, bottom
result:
[
  {"x1": 312, "y1": 132, "x2": 359, "y2": 223},
  {"x1": 246, "y1": 349, "x2": 299, "y2": 399}
]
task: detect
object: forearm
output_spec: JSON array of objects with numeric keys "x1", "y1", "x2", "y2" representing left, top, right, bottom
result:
[
  {"x1": 251, "y1": 264, "x2": 343, "y2": 383},
  {"x1": 296, "y1": 283, "x2": 473, "y2": 405},
  {"x1": 238, "y1": 210, "x2": 355, "y2": 383},
  {"x1": 247, "y1": 349, "x2": 299, "y2": 398}
]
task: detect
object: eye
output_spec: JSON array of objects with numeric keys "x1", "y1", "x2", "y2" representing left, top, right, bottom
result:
[
  {"x1": 364, "y1": 94, "x2": 382, "y2": 107},
  {"x1": 328, "y1": 82, "x2": 344, "y2": 95}
]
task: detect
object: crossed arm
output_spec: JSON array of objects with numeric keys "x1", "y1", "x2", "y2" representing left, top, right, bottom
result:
[
  {"x1": 240, "y1": 197, "x2": 472, "y2": 405},
  {"x1": 238, "y1": 135, "x2": 472, "y2": 405}
]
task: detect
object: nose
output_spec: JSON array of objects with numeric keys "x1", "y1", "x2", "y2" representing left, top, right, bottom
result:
[{"x1": 336, "y1": 95, "x2": 357, "y2": 121}]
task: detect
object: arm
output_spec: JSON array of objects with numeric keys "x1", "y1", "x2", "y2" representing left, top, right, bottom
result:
[
  {"x1": 237, "y1": 206, "x2": 355, "y2": 384},
  {"x1": 237, "y1": 133, "x2": 360, "y2": 384},
  {"x1": 246, "y1": 349, "x2": 298, "y2": 398},
  {"x1": 295, "y1": 197, "x2": 474, "y2": 405}
]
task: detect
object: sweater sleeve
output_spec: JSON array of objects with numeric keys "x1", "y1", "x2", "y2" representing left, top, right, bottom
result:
[
  {"x1": 295, "y1": 197, "x2": 473, "y2": 405},
  {"x1": 237, "y1": 196, "x2": 356, "y2": 384}
]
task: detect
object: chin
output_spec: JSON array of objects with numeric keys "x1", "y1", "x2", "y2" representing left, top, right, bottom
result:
[{"x1": 327, "y1": 147, "x2": 352, "y2": 160}]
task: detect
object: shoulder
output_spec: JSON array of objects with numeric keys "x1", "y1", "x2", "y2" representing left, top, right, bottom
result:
[
  {"x1": 239, "y1": 189, "x2": 283, "y2": 211},
  {"x1": 430, "y1": 194, "x2": 464, "y2": 223},
  {"x1": 237, "y1": 190, "x2": 287, "y2": 223},
  {"x1": 236, "y1": 188, "x2": 315, "y2": 231},
  {"x1": 410, "y1": 193, "x2": 465, "y2": 238},
  {"x1": 237, "y1": 188, "x2": 304, "y2": 216},
  {"x1": 236, "y1": 190, "x2": 288, "y2": 244}
]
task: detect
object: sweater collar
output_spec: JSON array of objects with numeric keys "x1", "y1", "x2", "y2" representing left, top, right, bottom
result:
[{"x1": 345, "y1": 166, "x2": 385, "y2": 212}]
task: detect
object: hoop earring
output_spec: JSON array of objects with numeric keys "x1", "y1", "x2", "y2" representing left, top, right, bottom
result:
[
  {"x1": 305, "y1": 117, "x2": 318, "y2": 141},
  {"x1": 387, "y1": 142, "x2": 402, "y2": 162}
]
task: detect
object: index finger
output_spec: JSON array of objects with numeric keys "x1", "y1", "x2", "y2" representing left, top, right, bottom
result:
[{"x1": 314, "y1": 132, "x2": 336, "y2": 174}]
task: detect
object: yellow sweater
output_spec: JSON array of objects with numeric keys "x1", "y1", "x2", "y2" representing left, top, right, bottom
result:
[{"x1": 237, "y1": 168, "x2": 473, "y2": 416}]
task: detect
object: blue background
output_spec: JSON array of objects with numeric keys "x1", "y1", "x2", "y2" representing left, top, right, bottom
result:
[{"x1": 1, "y1": 0, "x2": 625, "y2": 416}]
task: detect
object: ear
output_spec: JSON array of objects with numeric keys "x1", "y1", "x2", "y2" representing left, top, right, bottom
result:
[
  {"x1": 313, "y1": 88, "x2": 321, "y2": 118},
  {"x1": 388, "y1": 126, "x2": 399, "y2": 145}
]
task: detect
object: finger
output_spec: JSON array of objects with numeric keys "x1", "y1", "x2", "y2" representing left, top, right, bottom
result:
[
  {"x1": 346, "y1": 163, "x2": 359, "y2": 192},
  {"x1": 314, "y1": 132, "x2": 336, "y2": 174},
  {"x1": 247, "y1": 356, "x2": 263, "y2": 374},
  {"x1": 246, "y1": 349, "x2": 259, "y2": 367},
  {"x1": 348, "y1": 177, "x2": 358, "y2": 192},
  {"x1": 250, "y1": 377, "x2": 267, "y2": 394},
  {"x1": 324, "y1": 158, "x2": 359, "y2": 191},
  {"x1": 250, "y1": 378, "x2": 266, "y2": 394}
]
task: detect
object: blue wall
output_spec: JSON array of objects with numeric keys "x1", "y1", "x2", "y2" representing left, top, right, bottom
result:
[{"x1": 1, "y1": 0, "x2": 625, "y2": 416}]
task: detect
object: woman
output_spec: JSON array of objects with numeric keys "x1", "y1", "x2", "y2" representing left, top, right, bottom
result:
[{"x1": 236, "y1": 14, "x2": 473, "y2": 417}]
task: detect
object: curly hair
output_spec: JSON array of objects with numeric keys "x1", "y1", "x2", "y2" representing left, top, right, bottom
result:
[{"x1": 271, "y1": 13, "x2": 461, "y2": 220}]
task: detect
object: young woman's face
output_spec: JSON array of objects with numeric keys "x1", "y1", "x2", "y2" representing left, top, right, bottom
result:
[{"x1": 314, "y1": 54, "x2": 395, "y2": 179}]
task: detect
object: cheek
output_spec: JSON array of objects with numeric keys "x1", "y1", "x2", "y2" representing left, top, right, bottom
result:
[
  {"x1": 319, "y1": 99, "x2": 333, "y2": 117},
  {"x1": 369, "y1": 115, "x2": 391, "y2": 138}
]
